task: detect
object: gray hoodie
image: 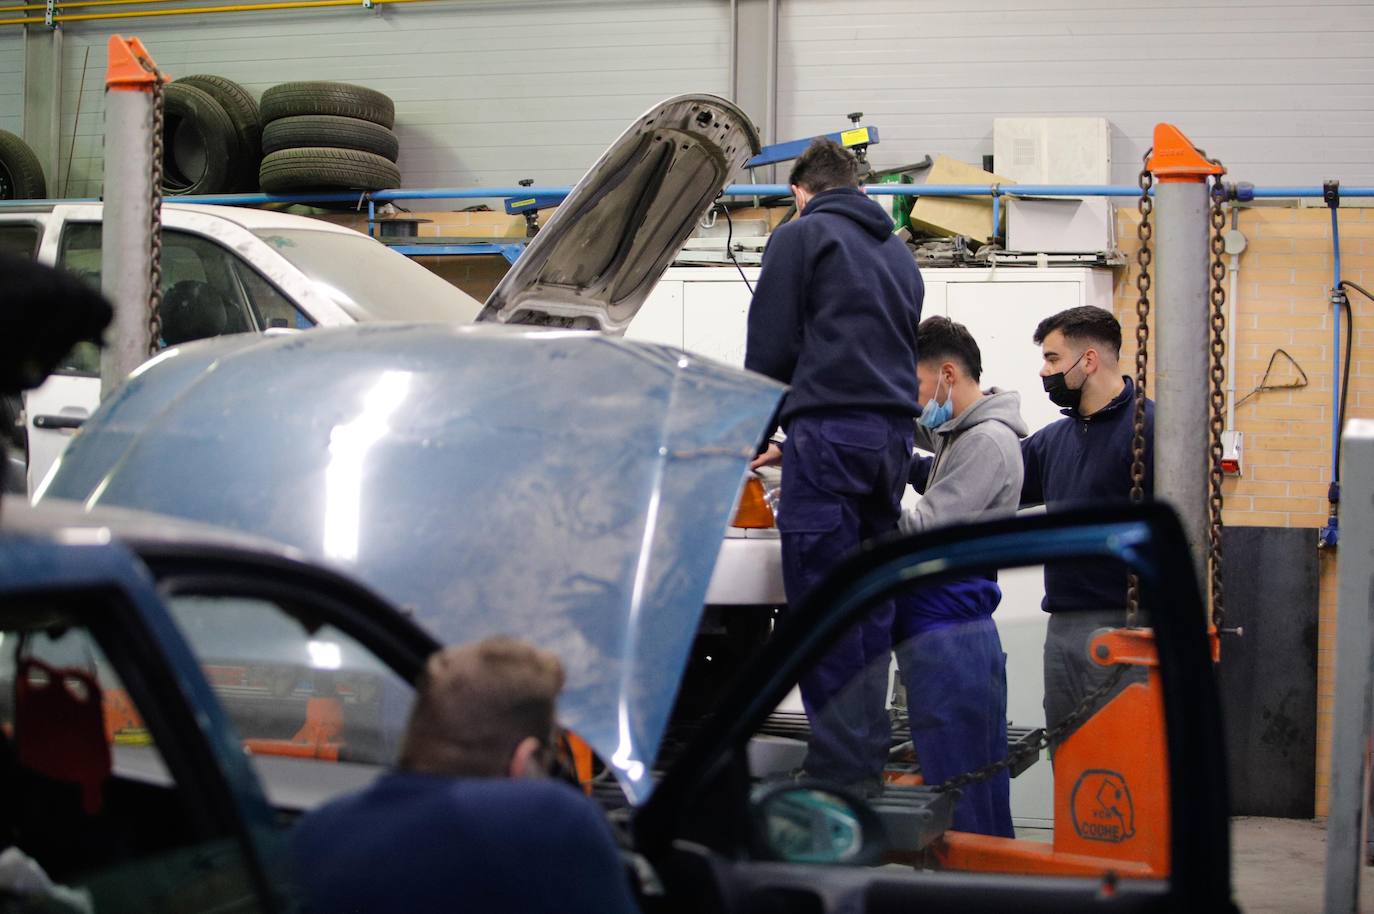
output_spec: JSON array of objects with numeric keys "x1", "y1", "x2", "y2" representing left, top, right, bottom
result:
[{"x1": 898, "y1": 388, "x2": 1029, "y2": 535}]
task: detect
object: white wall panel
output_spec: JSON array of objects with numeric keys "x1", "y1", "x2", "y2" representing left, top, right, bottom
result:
[
  {"x1": 0, "y1": 34, "x2": 22, "y2": 135},
  {"x1": 23, "y1": 0, "x2": 1374, "y2": 197},
  {"x1": 779, "y1": 0, "x2": 1374, "y2": 187},
  {"x1": 50, "y1": 0, "x2": 728, "y2": 198}
]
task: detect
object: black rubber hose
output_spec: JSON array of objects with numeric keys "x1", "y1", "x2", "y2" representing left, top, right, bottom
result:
[{"x1": 1336, "y1": 280, "x2": 1365, "y2": 481}]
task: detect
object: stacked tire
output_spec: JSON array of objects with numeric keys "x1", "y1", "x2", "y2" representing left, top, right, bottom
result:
[
  {"x1": 258, "y1": 82, "x2": 400, "y2": 193},
  {"x1": 163, "y1": 75, "x2": 262, "y2": 194},
  {"x1": 0, "y1": 130, "x2": 47, "y2": 200}
]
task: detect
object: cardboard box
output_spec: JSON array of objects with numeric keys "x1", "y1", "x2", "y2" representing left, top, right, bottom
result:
[
  {"x1": 908, "y1": 156, "x2": 1014, "y2": 242},
  {"x1": 1006, "y1": 197, "x2": 1115, "y2": 253}
]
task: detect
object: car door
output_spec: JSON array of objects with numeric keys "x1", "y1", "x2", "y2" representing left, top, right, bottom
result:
[
  {"x1": 23, "y1": 216, "x2": 317, "y2": 493},
  {"x1": 636, "y1": 504, "x2": 1235, "y2": 914},
  {"x1": 131, "y1": 543, "x2": 440, "y2": 814},
  {"x1": 0, "y1": 536, "x2": 289, "y2": 913}
]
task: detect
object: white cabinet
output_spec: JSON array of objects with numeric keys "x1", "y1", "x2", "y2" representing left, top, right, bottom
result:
[{"x1": 632, "y1": 266, "x2": 1114, "y2": 387}]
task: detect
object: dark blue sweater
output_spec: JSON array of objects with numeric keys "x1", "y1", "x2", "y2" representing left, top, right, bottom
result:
[
  {"x1": 291, "y1": 773, "x2": 641, "y2": 914},
  {"x1": 745, "y1": 188, "x2": 922, "y2": 426},
  {"x1": 1020, "y1": 377, "x2": 1155, "y2": 612}
]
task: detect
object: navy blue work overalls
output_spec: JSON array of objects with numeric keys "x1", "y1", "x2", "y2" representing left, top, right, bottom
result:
[{"x1": 777, "y1": 409, "x2": 914, "y2": 787}]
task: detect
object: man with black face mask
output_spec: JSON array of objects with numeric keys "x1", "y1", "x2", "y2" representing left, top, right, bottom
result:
[{"x1": 1019, "y1": 306, "x2": 1153, "y2": 734}]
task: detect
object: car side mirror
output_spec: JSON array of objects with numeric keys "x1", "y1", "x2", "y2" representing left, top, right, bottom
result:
[{"x1": 749, "y1": 781, "x2": 887, "y2": 866}]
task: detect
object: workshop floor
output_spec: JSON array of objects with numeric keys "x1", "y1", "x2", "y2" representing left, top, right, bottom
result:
[{"x1": 1233, "y1": 817, "x2": 1372, "y2": 913}]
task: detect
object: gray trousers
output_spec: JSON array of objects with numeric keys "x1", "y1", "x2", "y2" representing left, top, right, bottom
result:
[{"x1": 1043, "y1": 609, "x2": 1148, "y2": 738}]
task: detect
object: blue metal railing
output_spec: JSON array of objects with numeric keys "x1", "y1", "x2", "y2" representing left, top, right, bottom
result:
[{"x1": 8, "y1": 182, "x2": 1374, "y2": 211}]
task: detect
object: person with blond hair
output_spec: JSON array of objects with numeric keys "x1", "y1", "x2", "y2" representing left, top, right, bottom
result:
[{"x1": 291, "y1": 637, "x2": 640, "y2": 913}]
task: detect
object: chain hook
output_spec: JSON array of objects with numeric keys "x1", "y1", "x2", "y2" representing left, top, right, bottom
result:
[
  {"x1": 1206, "y1": 159, "x2": 1230, "y2": 632},
  {"x1": 1125, "y1": 148, "x2": 1154, "y2": 628},
  {"x1": 137, "y1": 56, "x2": 166, "y2": 356}
]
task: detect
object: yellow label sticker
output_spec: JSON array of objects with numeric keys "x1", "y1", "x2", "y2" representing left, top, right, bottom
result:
[
  {"x1": 113, "y1": 729, "x2": 152, "y2": 746},
  {"x1": 840, "y1": 127, "x2": 870, "y2": 147},
  {"x1": 511, "y1": 198, "x2": 536, "y2": 208}
]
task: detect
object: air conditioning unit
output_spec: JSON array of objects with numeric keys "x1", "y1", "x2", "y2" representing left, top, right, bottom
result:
[{"x1": 993, "y1": 118, "x2": 1112, "y2": 187}]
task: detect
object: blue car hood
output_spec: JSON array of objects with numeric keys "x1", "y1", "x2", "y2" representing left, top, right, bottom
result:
[{"x1": 41, "y1": 324, "x2": 783, "y2": 802}]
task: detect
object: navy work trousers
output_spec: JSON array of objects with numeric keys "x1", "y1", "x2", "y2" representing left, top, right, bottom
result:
[
  {"x1": 895, "y1": 611, "x2": 1014, "y2": 837},
  {"x1": 778, "y1": 409, "x2": 914, "y2": 785}
]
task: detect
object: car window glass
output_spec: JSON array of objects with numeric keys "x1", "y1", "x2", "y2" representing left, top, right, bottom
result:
[
  {"x1": 230, "y1": 259, "x2": 314, "y2": 330},
  {"x1": 740, "y1": 556, "x2": 1171, "y2": 882},
  {"x1": 56, "y1": 223, "x2": 308, "y2": 344},
  {"x1": 164, "y1": 594, "x2": 415, "y2": 769},
  {"x1": 253, "y1": 228, "x2": 483, "y2": 323},
  {"x1": 0, "y1": 596, "x2": 263, "y2": 913},
  {"x1": 0, "y1": 223, "x2": 40, "y2": 259}
]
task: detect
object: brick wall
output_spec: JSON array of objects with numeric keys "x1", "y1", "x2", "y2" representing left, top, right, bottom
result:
[{"x1": 1113, "y1": 203, "x2": 1374, "y2": 817}]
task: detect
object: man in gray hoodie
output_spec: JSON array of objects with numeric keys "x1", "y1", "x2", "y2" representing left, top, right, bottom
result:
[{"x1": 895, "y1": 316, "x2": 1028, "y2": 837}]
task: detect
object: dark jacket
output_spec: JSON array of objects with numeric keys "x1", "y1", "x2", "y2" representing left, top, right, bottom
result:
[
  {"x1": 292, "y1": 773, "x2": 641, "y2": 914},
  {"x1": 744, "y1": 188, "x2": 922, "y2": 426},
  {"x1": 1020, "y1": 376, "x2": 1155, "y2": 612}
]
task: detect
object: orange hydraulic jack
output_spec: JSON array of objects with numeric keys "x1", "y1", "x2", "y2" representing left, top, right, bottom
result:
[
  {"x1": 245, "y1": 697, "x2": 344, "y2": 761},
  {"x1": 929, "y1": 627, "x2": 1202, "y2": 880}
]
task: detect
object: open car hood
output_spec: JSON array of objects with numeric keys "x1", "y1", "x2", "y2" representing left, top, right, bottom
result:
[
  {"x1": 39, "y1": 325, "x2": 783, "y2": 802},
  {"x1": 478, "y1": 95, "x2": 760, "y2": 333}
]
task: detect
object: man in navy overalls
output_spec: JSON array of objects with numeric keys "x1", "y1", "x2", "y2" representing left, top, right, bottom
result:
[{"x1": 745, "y1": 138, "x2": 922, "y2": 792}]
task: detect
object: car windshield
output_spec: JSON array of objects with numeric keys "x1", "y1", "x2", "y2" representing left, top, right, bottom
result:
[{"x1": 253, "y1": 228, "x2": 483, "y2": 323}]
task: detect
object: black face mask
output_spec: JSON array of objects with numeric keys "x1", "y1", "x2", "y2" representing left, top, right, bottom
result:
[{"x1": 1042, "y1": 353, "x2": 1086, "y2": 411}]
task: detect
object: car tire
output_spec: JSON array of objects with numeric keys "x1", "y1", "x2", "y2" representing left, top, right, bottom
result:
[
  {"x1": 0, "y1": 130, "x2": 47, "y2": 200},
  {"x1": 175, "y1": 75, "x2": 262, "y2": 191},
  {"x1": 260, "y1": 82, "x2": 395, "y2": 130},
  {"x1": 162, "y1": 82, "x2": 238, "y2": 195},
  {"x1": 262, "y1": 115, "x2": 399, "y2": 162},
  {"x1": 259, "y1": 147, "x2": 400, "y2": 193}
]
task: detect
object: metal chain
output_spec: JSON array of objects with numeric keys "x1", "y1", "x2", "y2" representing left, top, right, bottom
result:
[
  {"x1": 144, "y1": 64, "x2": 166, "y2": 355},
  {"x1": 1207, "y1": 162, "x2": 1229, "y2": 631},
  {"x1": 1125, "y1": 149, "x2": 1154, "y2": 628},
  {"x1": 933, "y1": 664, "x2": 1128, "y2": 795}
]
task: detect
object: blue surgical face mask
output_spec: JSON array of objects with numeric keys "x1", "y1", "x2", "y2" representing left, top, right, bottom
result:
[{"x1": 918, "y1": 377, "x2": 952, "y2": 428}]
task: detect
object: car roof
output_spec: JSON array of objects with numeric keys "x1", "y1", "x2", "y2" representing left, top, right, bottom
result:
[
  {"x1": 0, "y1": 202, "x2": 360, "y2": 235},
  {"x1": 2, "y1": 495, "x2": 308, "y2": 561}
]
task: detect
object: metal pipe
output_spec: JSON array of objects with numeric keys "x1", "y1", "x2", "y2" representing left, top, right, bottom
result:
[
  {"x1": 1226, "y1": 248, "x2": 1239, "y2": 430},
  {"x1": 1330, "y1": 204, "x2": 1343, "y2": 484},
  {"x1": 1323, "y1": 418, "x2": 1374, "y2": 914},
  {"x1": 0, "y1": 0, "x2": 438, "y2": 25},
  {"x1": 1250, "y1": 186, "x2": 1374, "y2": 198},
  {"x1": 727, "y1": 0, "x2": 737, "y2": 102},
  {"x1": 9, "y1": 183, "x2": 1374, "y2": 211},
  {"x1": 1154, "y1": 179, "x2": 1213, "y2": 584},
  {"x1": 8, "y1": 0, "x2": 236, "y2": 11},
  {"x1": 99, "y1": 83, "x2": 155, "y2": 398},
  {"x1": 765, "y1": 0, "x2": 777, "y2": 147}
]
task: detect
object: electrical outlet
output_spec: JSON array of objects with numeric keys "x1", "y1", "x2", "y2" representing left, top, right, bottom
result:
[{"x1": 1221, "y1": 430, "x2": 1243, "y2": 476}]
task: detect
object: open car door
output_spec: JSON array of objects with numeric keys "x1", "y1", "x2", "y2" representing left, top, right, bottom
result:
[{"x1": 636, "y1": 504, "x2": 1236, "y2": 914}]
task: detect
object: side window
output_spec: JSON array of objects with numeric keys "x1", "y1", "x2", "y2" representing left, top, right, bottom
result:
[
  {"x1": 56, "y1": 223, "x2": 312, "y2": 346},
  {"x1": 164, "y1": 593, "x2": 415, "y2": 769},
  {"x1": 0, "y1": 595, "x2": 264, "y2": 913},
  {"x1": 0, "y1": 223, "x2": 40, "y2": 259},
  {"x1": 230, "y1": 259, "x2": 315, "y2": 330}
]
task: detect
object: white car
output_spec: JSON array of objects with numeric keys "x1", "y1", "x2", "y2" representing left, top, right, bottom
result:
[{"x1": 1, "y1": 201, "x2": 485, "y2": 493}]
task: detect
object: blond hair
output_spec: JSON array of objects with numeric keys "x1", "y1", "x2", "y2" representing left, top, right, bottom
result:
[{"x1": 398, "y1": 637, "x2": 565, "y2": 778}]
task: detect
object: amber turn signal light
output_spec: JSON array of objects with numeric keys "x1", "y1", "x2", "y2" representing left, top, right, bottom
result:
[{"x1": 732, "y1": 476, "x2": 775, "y2": 529}]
